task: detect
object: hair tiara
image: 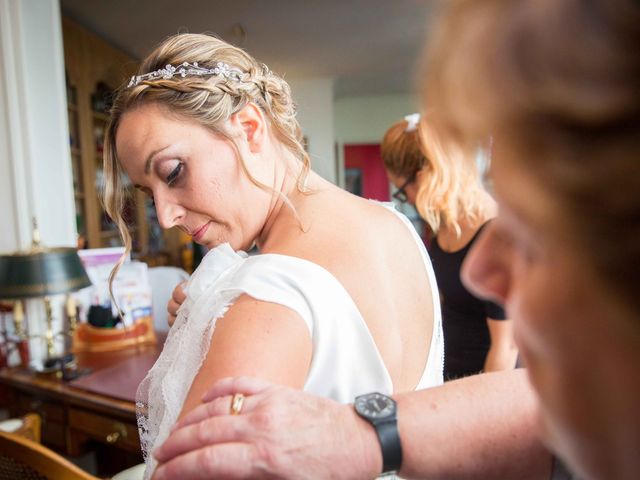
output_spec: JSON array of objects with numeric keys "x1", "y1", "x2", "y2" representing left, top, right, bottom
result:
[
  {"x1": 404, "y1": 113, "x2": 421, "y2": 132},
  {"x1": 127, "y1": 61, "x2": 245, "y2": 88}
]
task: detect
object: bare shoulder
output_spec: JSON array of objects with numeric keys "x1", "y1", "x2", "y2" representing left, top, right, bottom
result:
[
  {"x1": 179, "y1": 294, "x2": 312, "y2": 419},
  {"x1": 268, "y1": 187, "x2": 420, "y2": 270}
]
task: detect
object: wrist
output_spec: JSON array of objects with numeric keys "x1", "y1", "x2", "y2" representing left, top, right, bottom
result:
[
  {"x1": 353, "y1": 392, "x2": 403, "y2": 475},
  {"x1": 347, "y1": 403, "x2": 384, "y2": 478}
]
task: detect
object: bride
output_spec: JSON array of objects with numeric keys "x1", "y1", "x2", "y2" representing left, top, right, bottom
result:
[{"x1": 103, "y1": 33, "x2": 443, "y2": 478}]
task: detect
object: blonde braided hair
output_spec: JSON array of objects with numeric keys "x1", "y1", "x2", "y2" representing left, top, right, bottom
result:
[{"x1": 103, "y1": 33, "x2": 310, "y2": 296}]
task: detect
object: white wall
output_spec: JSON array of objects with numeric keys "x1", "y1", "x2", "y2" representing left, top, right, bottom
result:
[
  {"x1": 288, "y1": 77, "x2": 336, "y2": 183},
  {"x1": 333, "y1": 93, "x2": 419, "y2": 187},
  {"x1": 0, "y1": 0, "x2": 76, "y2": 364},
  {"x1": 334, "y1": 93, "x2": 419, "y2": 144},
  {"x1": 274, "y1": 87, "x2": 418, "y2": 187},
  {"x1": 0, "y1": 10, "x2": 20, "y2": 252},
  {"x1": 0, "y1": 0, "x2": 75, "y2": 253}
]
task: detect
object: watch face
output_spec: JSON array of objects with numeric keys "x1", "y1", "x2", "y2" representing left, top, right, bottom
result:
[{"x1": 355, "y1": 392, "x2": 396, "y2": 419}]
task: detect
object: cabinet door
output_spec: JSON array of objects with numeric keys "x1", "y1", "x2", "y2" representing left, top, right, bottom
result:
[
  {"x1": 62, "y1": 16, "x2": 181, "y2": 263},
  {"x1": 66, "y1": 76, "x2": 88, "y2": 249},
  {"x1": 16, "y1": 392, "x2": 67, "y2": 451}
]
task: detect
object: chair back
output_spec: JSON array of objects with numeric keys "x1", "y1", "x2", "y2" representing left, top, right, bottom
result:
[
  {"x1": 0, "y1": 430, "x2": 98, "y2": 480},
  {"x1": 0, "y1": 412, "x2": 41, "y2": 443}
]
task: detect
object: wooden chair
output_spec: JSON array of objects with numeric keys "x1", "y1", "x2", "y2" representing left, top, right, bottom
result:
[
  {"x1": 0, "y1": 429, "x2": 99, "y2": 480},
  {"x1": 0, "y1": 412, "x2": 42, "y2": 443}
]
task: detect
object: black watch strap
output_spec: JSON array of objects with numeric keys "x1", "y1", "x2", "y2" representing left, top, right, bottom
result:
[{"x1": 375, "y1": 418, "x2": 403, "y2": 473}]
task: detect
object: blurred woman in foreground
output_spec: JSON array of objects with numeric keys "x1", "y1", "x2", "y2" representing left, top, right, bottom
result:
[{"x1": 153, "y1": 1, "x2": 640, "y2": 479}]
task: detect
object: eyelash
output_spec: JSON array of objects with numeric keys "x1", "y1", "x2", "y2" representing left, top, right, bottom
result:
[
  {"x1": 144, "y1": 162, "x2": 183, "y2": 206},
  {"x1": 166, "y1": 163, "x2": 183, "y2": 186}
]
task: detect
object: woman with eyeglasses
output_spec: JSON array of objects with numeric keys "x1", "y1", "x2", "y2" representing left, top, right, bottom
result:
[{"x1": 381, "y1": 117, "x2": 518, "y2": 380}]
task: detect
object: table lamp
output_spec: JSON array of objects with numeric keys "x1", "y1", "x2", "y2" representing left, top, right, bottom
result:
[{"x1": 0, "y1": 222, "x2": 92, "y2": 363}]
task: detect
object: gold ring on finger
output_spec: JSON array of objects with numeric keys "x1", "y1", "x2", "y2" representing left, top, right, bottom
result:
[{"x1": 230, "y1": 393, "x2": 245, "y2": 415}]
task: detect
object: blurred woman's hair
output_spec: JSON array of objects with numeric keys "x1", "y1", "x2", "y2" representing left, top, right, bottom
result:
[{"x1": 421, "y1": 0, "x2": 640, "y2": 311}]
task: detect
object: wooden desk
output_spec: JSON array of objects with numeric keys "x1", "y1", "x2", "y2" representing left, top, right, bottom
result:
[{"x1": 0, "y1": 341, "x2": 162, "y2": 476}]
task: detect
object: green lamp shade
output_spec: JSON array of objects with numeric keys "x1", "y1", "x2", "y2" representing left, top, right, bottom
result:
[{"x1": 0, "y1": 247, "x2": 92, "y2": 299}]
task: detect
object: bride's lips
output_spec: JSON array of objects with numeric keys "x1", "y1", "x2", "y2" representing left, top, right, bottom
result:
[{"x1": 191, "y1": 222, "x2": 210, "y2": 242}]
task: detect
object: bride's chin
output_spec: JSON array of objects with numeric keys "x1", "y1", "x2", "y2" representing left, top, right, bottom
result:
[{"x1": 205, "y1": 237, "x2": 232, "y2": 251}]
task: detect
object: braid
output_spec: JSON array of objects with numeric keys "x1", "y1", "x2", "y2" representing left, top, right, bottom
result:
[{"x1": 103, "y1": 33, "x2": 311, "y2": 302}]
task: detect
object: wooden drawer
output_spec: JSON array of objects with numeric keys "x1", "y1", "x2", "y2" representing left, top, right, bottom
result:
[
  {"x1": 15, "y1": 393, "x2": 67, "y2": 450},
  {"x1": 68, "y1": 407, "x2": 140, "y2": 453},
  {"x1": 41, "y1": 419, "x2": 67, "y2": 451},
  {"x1": 16, "y1": 393, "x2": 65, "y2": 423}
]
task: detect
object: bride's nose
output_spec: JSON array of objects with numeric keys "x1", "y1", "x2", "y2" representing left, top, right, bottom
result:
[{"x1": 154, "y1": 193, "x2": 186, "y2": 229}]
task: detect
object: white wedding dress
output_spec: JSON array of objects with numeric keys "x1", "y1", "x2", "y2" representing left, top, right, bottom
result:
[{"x1": 136, "y1": 203, "x2": 444, "y2": 479}]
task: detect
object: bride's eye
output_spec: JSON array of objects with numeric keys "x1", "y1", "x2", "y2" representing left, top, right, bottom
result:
[{"x1": 166, "y1": 163, "x2": 183, "y2": 186}]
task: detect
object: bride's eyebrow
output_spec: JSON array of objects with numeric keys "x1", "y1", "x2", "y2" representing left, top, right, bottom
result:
[{"x1": 144, "y1": 145, "x2": 171, "y2": 174}]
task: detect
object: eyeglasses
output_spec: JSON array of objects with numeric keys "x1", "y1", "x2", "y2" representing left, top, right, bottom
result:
[{"x1": 392, "y1": 171, "x2": 417, "y2": 203}]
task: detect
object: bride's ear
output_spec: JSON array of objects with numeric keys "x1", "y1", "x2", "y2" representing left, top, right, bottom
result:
[{"x1": 230, "y1": 103, "x2": 265, "y2": 154}]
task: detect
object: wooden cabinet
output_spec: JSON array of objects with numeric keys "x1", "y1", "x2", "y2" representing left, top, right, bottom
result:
[
  {"x1": 2, "y1": 377, "x2": 143, "y2": 477},
  {"x1": 66, "y1": 83, "x2": 86, "y2": 240},
  {"x1": 68, "y1": 407, "x2": 141, "y2": 453},
  {"x1": 62, "y1": 17, "x2": 136, "y2": 250},
  {"x1": 15, "y1": 390, "x2": 67, "y2": 451},
  {"x1": 61, "y1": 17, "x2": 180, "y2": 264},
  {"x1": 0, "y1": 344, "x2": 159, "y2": 476}
]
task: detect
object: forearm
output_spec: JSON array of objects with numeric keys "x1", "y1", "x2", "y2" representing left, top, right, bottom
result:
[
  {"x1": 484, "y1": 318, "x2": 519, "y2": 372},
  {"x1": 395, "y1": 369, "x2": 551, "y2": 479},
  {"x1": 155, "y1": 372, "x2": 552, "y2": 480}
]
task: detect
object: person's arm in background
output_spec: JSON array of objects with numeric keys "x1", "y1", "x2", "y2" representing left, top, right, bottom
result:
[
  {"x1": 153, "y1": 369, "x2": 552, "y2": 480},
  {"x1": 484, "y1": 317, "x2": 519, "y2": 372}
]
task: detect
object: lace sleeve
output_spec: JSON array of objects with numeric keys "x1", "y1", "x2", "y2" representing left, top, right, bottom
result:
[{"x1": 136, "y1": 244, "x2": 246, "y2": 479}]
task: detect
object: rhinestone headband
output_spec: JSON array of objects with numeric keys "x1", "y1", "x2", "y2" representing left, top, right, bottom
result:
[{"x1": 127, "y1": 61, "x2": 245, "y2": 88}]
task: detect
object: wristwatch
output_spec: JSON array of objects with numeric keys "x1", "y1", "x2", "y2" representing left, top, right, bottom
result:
[{"x1": 354, "y1": 392, "x2": 403, "y2": 475}]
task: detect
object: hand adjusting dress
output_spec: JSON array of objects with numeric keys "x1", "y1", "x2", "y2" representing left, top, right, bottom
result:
[{"x1": 136, "y1": 203, "x2": 444, "y2": 479}]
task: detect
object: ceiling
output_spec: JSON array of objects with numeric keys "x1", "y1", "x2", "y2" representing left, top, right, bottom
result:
[{"x1": 60, "y1": 0, "x2": 435, "y2": 98}]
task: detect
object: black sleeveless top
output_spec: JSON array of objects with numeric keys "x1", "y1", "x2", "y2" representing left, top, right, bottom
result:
[{"x1": 428, "y1": 222, "x2": 506, "y2": 380}]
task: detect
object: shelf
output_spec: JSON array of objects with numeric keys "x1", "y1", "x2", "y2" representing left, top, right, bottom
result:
[
  {"x1": 92, "y1": 111, "x2": 110, "y2": 123},
  {"x1": 99, "y1": 229, "x2": 120, "y2": 238},
  {"x1": 100, "y1": 227, "x2": 138, "y2": 239},
  {"x1": 63, "y1": 16, "x2": 176, "y2": 257}
]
